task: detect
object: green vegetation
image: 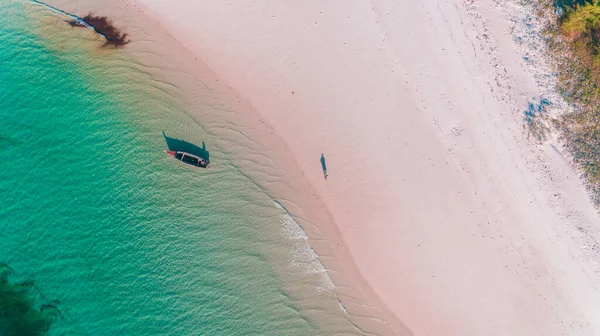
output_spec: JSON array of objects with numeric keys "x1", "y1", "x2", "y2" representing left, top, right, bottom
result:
[
  {"x1": 555, "y1": 0, "x2": 592, "y2": 11},
  {"x1": 527, "y1": 0, "x2": 600, "y2": 202},
  {"x1": 560, "y1": 1, "x2": 600, "y2": 81},
  {"x1": 557, "y1": 1, "x2": 600, "y2": 200}
]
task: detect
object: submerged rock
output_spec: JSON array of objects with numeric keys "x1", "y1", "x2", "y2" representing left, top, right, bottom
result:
[{"x1": 0, "y1": 265, "x2": 59, "y2": 336}]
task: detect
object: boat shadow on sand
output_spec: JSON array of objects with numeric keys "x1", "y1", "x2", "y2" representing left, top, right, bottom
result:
[{"x1": 162, "y1": 132, "x2": 210, "y2": 162}]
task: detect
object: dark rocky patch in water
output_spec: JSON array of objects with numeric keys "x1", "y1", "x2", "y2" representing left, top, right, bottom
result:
[
  {"x1": 68, "y1": 14, "x2": 129, "y2": 48},
  {"x1": 0, "y1": 264, "x2": 59, "y2": 336},
  {"x1": 66, "y1": 19, "x2": 87, "y2": 28}
]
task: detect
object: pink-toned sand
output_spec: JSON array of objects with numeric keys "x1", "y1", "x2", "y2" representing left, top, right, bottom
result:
[{"x1": 43, "y1": 0, "x2": 600, "y2": 334}]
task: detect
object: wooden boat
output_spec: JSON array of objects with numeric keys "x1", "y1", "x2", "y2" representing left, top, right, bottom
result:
[{"x1": 165, "y1": 150, "x2": 209, "y2": 168}]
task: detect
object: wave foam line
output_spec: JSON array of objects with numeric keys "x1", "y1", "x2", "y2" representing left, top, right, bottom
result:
[{"x1": 274, "y1": 200, "x2": 335, "y2": 293}]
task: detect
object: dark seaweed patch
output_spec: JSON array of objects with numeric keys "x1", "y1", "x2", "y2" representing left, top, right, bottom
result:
[
  {"x1": 0, "y1": 264, "x2": 59, "y2": 336},
  {"x1": 68, "y1": 14, "x2": 129, "y2": 48}
]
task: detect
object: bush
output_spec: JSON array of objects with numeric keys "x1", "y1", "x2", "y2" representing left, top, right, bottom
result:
[
  {"x1": 561, "y1": 1, "x2": 600, "y2": 82},
  {"x1": 555, "y1": 0, "x2": 593, "y2": 11}
]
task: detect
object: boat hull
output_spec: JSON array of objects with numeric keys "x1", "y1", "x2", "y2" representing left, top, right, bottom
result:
[{"x1": 165, "y1": 150, "x2": 209, "y2": 168}]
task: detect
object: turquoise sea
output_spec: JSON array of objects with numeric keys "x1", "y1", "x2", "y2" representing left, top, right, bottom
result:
[{"x1": 0, "y1": 1, "x2": 360, "y2": 335}]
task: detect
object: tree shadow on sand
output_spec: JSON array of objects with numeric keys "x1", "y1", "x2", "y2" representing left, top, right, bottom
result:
[{"x1": 162, "y1": 132, "x2": 210, "y2": 162}]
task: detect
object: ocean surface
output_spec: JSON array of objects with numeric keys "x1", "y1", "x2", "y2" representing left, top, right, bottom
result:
[{"x1": 0, "y1": 1, "x2": 359, "y2": 335}]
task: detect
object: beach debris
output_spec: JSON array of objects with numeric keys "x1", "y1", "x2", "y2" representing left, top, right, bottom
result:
[{"x1": 67, "y1": 18, "x2": 90, "y2": 28}]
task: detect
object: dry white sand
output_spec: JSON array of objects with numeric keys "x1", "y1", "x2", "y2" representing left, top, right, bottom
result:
[{"x1": 45, "y1": 0, "x2": 600, "y2": 334}]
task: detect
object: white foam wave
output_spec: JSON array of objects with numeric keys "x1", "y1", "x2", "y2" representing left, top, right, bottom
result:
[{"x1": 275, "y1": 201, "x2": 334, "y2": 292}]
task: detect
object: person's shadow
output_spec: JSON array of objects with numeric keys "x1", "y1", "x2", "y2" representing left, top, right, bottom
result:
[
  {"x1": 320, "y1": 153, "x2": 328, "y2": 180},
  {"x1": 162, "y1": 131, "x2": 210, "y2": 162}
]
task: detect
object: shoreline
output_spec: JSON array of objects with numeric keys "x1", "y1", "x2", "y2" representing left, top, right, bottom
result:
[
  {"x1": 38, "y1": 0, "x2": 600, "y2": 334},
  {"x1": 134, "y1": 0, "x2": 600, "y2": 334},
  {"x1": 33, "y1": 0, "x2": 407, "y2": 334}
]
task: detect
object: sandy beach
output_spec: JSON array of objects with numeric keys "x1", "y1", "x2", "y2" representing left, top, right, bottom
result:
[{"x1": 40, "y1": 0, "x2": 600, "y2": 334}]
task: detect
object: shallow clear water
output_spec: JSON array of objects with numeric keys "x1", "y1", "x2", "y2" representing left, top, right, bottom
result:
[{"x1": 0, "y1": 1, "x2": 359, "y2": 335}]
